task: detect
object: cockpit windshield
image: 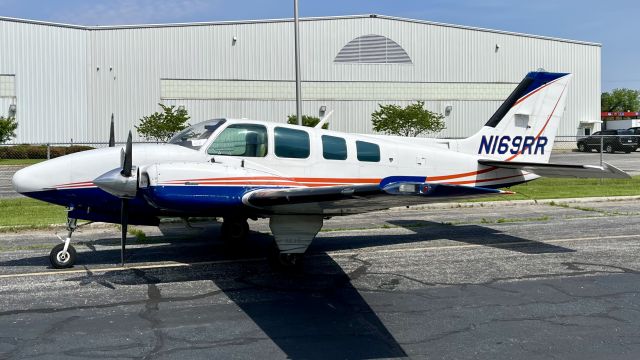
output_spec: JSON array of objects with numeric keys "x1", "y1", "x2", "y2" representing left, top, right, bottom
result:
[{"x1": 168, "y1": 119, "x2": 226, "y2": 150}]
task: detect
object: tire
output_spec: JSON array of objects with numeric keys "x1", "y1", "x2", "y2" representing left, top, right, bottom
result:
[
  {"x1": 605, "y1": 144, "x2": 614, "y2": 153},
  {"x1": 268, "y1": 247, "x2": 305, "y2": 272},
  {"x1": 220, "y1": 217, "x2": 249, "y2": 243},
  {"x1": 577, "y1": 143, "x2": 586, "y2": 152},
  {"x1": 49, "y1": 243, "x2": 76, "y2": 269}
]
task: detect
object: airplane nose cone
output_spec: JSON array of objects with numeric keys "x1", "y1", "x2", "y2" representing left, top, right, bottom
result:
[{"x1": 12, "y1": 165, "x2": 43, "y2": 194}]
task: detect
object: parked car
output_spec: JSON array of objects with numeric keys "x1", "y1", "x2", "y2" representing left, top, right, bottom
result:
[
  {"x1": 628, "y1": 127, "x2": 640, "y2": 151},
  {"x1": 577, "y1": 129, "x2": 638, "y2": 153}
]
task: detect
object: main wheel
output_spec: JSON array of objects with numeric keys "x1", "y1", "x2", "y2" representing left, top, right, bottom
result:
[
  {"x1": 605, "y1": 144, "x2": 614, "y2": 153},
  {"x1": 220, "y1": 217, "x2": 249, "y2": 243},
  {"x1": 49, "y1": 243, "x2": 76, "y2": 269},
  {"x1": 267, "y1": 246, "x2": 304, "y2": 272}
]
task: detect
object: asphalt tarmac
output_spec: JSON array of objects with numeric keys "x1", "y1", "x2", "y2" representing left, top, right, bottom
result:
[{"x1": 1, "y1": 198, "x2": 640, "y2": 359}]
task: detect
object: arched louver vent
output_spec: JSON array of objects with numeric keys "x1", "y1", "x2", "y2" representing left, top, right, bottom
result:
[{"x1": 334, "y1": 34, "x2": 412, "y2": 64}]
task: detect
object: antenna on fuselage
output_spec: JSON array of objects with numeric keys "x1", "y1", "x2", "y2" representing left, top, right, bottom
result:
[
  {"x1": 108, "y1": 114, "x2": 115, "y2": 147},
  {"x1": 314, "y1": 110, "x2": 334, "y2": 129}
]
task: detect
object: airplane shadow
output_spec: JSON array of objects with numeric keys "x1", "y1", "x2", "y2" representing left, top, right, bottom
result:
[
  {"x1": 309, "y1": 220, "x2": 574, "y2": 255},
  {"x1": 0, "y1": 220, "x2": 573, "y2": 358},
  {"x1": 62, "y1": 253, "x2": 408, "y2": 359}
]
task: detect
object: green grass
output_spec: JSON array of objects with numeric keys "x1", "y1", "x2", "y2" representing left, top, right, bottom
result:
[
  {"x1": 0, "y1": 159, "x2": 45, "y2": 165},
  {"x1": 0, "y1": 198, "x2": 67, "y2": 227},
  {"x1": 128, "y1": 227, "x2": 147, "y2": 241},
  {"x1": 477, "y1": 176, "x2": 640, "y2": 202}
]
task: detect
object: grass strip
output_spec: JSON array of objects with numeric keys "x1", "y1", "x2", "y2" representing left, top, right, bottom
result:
[
  {"x1": 474, "y1": 176, "x2": 640, "y2": 202},
  {"x1": 0, "y1": 198, "x2": 67, "y2": 227}
]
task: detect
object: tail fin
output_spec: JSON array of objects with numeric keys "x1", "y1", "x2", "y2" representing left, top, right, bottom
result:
[{"x1": 455, "y1": 71, "x2": 572, "y2": 163}]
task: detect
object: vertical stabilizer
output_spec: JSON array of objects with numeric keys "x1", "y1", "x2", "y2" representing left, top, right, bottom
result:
[{"x1": 455, "y1": 71, "x2": 572, "y2": 163}]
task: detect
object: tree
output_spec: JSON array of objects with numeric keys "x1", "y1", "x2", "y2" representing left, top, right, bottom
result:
[
  {"x1": 135, "y1": 104, "x2": 190, "y2": 142},
  {"x1": 601, "y1": 89, "x2": 640, "y2": 112},
  {"x1": 287, "y1": 114, "x2": 328, "y2": 129},
  {"x1": 371, "y1": 101, "x2": 445, "y2": 137},
  {"x1": 0, "y1": 116, "x2": 18, "y2": 144}
]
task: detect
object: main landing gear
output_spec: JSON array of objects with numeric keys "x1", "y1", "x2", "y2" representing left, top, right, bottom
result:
[
  {"x1": 218, "y1": 215, "x2": 324, "y2": 271},
  {"x1": 49, "y1": 218, "x2": 78, "y2": 269},
  {"x1": 266, "y1": 215, "x2": 324, "y2": 271}
]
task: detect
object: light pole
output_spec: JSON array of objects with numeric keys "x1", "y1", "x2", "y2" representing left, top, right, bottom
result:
[{"x1": 293, "y1": 0, "x2": 302, "y2": 125}]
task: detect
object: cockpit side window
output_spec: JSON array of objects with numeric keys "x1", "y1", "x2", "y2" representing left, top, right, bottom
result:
[
  {"x1": 169, "y1": 119, "x2": 226, "y2": 150},
  {"x1": 207, "y1": 124, "x2": 268, "y2": 157}
]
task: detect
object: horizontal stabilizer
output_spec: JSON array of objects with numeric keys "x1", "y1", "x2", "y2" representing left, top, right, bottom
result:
[{"x1": 479, "y1": 160, "x2": 631, "y2": 179}]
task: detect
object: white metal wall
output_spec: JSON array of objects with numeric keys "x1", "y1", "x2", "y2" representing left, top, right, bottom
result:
[
  {"x1": 0, "y1": 20, "x2": 88, "y2": 143},
  {"x1": 0, "y1": 16, "x2": 601, "y2": 143}
]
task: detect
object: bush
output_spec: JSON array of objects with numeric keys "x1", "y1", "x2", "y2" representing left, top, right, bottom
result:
[
  {"x1": 0, "y1": 116, "x2": 18, "y2": 144},
  {"x1": 136, "y1": 104, "x2": 190, "y2": 142},
  {"x1": 0, "y1": 145, "x2": 94, "y2": 159},
  {"x1": 371, "y1": 100, "x2": 445, "y2": 137},
  {"x1": 286, "y1": 114, "x2": 328, "y2": 129}
]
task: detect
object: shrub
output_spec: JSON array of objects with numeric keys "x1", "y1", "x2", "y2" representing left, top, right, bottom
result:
[
  {"x1": 0, "y1": 116, "x2": 18, "y2": 144},
  {"x1": 136, "y1": 104, "x2": 190, "y2": 142},
  {"x1": 287, "y1": 114, "x2": 328, "y2": 129},
  {"x1": 0, "y1": 144, "x2": 94, "y2": 159},
  {"x1": 371, "y1": 100, "x2": 445, "y2": 137}
]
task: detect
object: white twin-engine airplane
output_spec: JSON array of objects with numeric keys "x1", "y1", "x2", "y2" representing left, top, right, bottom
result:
[{"x1": 12, "y1": 71, "x2": 630, "y2": 270}]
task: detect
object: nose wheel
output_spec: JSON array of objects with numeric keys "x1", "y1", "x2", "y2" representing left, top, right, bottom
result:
[
  {"x1": 49, "y1": 217, "x2": 79, "y2": 269},
  {"x1": 50, "y1": 243, "x2": 77, "y2": 269}
]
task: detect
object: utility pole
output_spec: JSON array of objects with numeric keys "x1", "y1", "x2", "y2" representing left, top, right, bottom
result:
[{"x1": 294, "y1": 0, "x2": 302, "y2": 125}]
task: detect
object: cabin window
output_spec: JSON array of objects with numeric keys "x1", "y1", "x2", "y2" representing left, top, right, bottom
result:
[
  {"x1": 356, "y1": 141, "x2": 380, "y2": 162},
  {"x1": 274, "y1": 127, "x2": 310, "y2": 159},
  {"x1": 322, "y1": 135, "x2": 347, "y2": 160},
  {"x1": 207, "y1": 124, "x2": 268, "y2": 157}
]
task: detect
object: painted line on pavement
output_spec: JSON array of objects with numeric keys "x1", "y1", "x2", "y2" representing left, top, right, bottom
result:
[{"x1": 0, "y1": 234, "x2": 637, "y2": 279}]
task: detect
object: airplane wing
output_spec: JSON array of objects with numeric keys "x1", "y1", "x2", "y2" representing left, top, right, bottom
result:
[
  {"x1": 478, "y1": 160, "x2": 631, "y2": 179},
  {"x1": 242, "y1": 177, "x2": 511, "y2": 215}
]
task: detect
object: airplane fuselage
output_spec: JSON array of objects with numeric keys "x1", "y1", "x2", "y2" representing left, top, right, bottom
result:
[{"x1": 12, "y1": 118, "x2": 534, "y2": 224}]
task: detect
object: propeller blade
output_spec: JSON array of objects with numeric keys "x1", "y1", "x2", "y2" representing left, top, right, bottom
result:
[
  {"x1": 108, "y1": 114, "x2": 115, "y2": 147},
  {"x1": 121, "y1": 131, "x2": 133, "y2": 177},
  {"x1": 120, "y1": 198, "x2": 128, "y2": 267}
]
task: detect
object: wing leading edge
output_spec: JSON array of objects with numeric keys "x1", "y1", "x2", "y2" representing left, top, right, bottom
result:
[
  {"x1": 242, "y1": 177, "x2": 511, "y2": 215},
  {"x1": 478, "y1": 160, "x2": 631, "y2": 179}
]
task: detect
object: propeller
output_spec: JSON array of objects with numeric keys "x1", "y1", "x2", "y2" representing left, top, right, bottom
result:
[
  {"x1": 119, "y1": 131, "x2": 133, "y2": 266},
  {"x1": 108, "y1": 114, "x2": 115, "y2": 147},
  {"x1": 94, "y1": 130, "x2": 136, "y2": 267}
]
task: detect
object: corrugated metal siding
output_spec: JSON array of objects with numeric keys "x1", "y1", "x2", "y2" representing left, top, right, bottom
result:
[
  {"x1": 0, "y1": 16, "x2": 600, "y2": 142},
  {"x1": 0, "y1": 21, "x2": 88, "y2": 143}
]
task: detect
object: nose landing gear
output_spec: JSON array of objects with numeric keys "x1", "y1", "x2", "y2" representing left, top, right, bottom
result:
[{"x1": 49, "y1": 217, "x2": 78, "y2": 269}]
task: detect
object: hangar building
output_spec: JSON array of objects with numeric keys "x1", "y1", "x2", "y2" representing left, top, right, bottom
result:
[{"x1": 0, "y1": 14, "x2": 601, "y2": 144}]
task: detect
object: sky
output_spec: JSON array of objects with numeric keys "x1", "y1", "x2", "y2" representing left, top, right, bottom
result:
[{"x1": 1, "y1": 0, "x2": 638, "y2": 91}]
